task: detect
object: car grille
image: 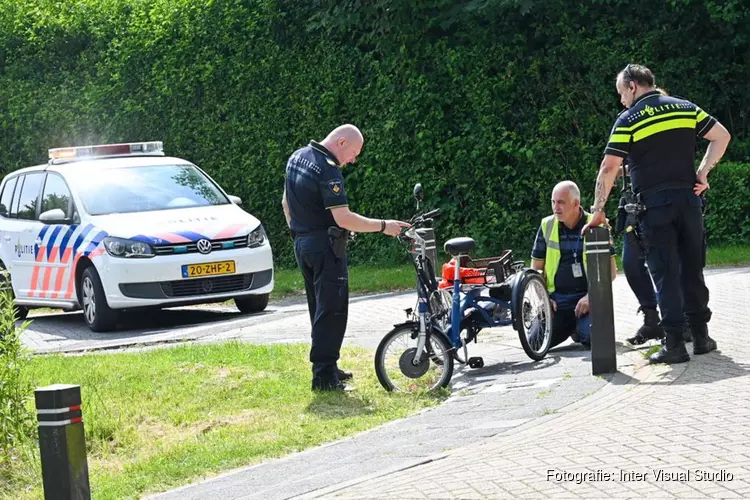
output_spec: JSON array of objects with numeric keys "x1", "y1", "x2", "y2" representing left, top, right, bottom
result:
[
  {"x1": 153, "y1": 236, "x2": 248, "y2": 255},
  {"x1": 119, "y1": 269, "x2": 273, "y2": 299}
]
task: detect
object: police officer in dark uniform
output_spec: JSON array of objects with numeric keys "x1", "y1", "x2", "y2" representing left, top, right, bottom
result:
[
  {"x1": 583, "y1": 64, "x2": 731, "y2": 364},
  {"x1": 282, "y1": 124, "x2": 409, "y2": 391}
]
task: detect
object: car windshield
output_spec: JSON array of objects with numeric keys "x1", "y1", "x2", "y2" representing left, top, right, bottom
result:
[{"x1": 70, "y1": 164, "x2": 229, "y2": 216}]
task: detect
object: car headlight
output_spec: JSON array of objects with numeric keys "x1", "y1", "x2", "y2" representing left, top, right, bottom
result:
[
  {"x1": 103, "y1": 237, "x2": 155, "y2": 258},
  {"x1": 247, "y1": 225, "x2": 267, "y2": 248}
]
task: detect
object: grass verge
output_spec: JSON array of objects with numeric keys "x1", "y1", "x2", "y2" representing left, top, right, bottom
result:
[
  {"x1": 2, "y1": 342, "x2": 446, "y2": 500},
  {"x1": 271, "y1": 264, "x2": 417, "y2": 301}
]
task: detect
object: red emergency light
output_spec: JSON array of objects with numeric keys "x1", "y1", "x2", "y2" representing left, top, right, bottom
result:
[{"x1": 48, "y1": 141, "x2": 164, "y2": 163}]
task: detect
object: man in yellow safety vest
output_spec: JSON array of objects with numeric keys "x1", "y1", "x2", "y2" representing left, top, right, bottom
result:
[{"x1": 531, "y1": 181, "x2": 617, "y2": 349}]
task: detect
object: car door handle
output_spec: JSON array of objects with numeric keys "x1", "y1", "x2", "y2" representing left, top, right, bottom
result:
[{"x1": 3, "y1": 236, "x2": 10, "y2": 242}]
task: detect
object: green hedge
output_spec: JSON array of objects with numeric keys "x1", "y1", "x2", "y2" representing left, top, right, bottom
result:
[{"x1": 0, "y1": 0, "x2": 748, "y2": 268}]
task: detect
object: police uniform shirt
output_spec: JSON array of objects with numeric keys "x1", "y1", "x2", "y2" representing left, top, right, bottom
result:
[
  {"x1": 604, "y1": 90, "x2": 717, "y2": 194},
  {"x1": 532, "y1": 209, "x2": 615, "y2": 300},
  {"x1": 285, "y1": 141, "x2": 349, "y2": 233}
]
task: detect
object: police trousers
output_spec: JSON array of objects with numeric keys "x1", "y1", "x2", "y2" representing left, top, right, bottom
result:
[
  {"x1": 293, "y1": 233, "x2": 349, "y2": 383},
  {"x1": 621, "y1": 229, "x2": 658, "y2": 310},
  {"x1": 639, "y1": 190, "x2": 711, "y2": 343}
]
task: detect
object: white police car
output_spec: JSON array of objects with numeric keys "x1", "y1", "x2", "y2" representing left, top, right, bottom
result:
[{"x1": 0, "y1": 142, "x2": 274, "y2": 332}]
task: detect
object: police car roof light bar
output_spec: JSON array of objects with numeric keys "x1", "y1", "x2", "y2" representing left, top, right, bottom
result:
[{"x1": 48, "y1": 141, "x2": 164, "y2": 163}]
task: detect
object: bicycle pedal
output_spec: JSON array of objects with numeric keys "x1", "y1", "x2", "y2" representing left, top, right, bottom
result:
[{"x1": 468, "y1": 357, "x2": 484, "y2": 369}]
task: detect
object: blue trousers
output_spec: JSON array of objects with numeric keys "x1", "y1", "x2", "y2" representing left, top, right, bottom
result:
[
  {"x1": 549, "y1": 291, "x2": 592, "y2": 347},
  {"x1": 621, "y1": 229, "x2": 658, "y2": 310},
  {"x1": 639, "y1": 189, "x2": 711, "y2": 342},
  {"x1": 294, "y1": 234, "x2": 349, "y2": 383}
]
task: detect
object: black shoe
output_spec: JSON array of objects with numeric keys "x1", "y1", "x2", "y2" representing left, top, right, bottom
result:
[
  {"x1": 627, "y1": 307, "x2": 665, "y2": 346},
  {"x1": 312, "y1": 378, "x2": 349, "y2": 392},
  {"x1": 649, "y1": 343, "x2": 690, "y2": 364},
  {"x1": 682, "y1": 330, "x2": 693, "y2": 343},
  {"x1": 691, "y1": 324, "x2": 717, "y2": 355},
  {"x1": 693, "y1": 337, "x2": 717, "y2": 355},
  {"x1": 336, "y1": 368, "x2": 353, "y2": 381}
]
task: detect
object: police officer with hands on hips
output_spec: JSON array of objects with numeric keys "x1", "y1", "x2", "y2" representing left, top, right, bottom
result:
[
  {"x1": 582, "y1": 64, "x2": 731, "y2": 364},
  {"x1": 282, "y1": 124, "x2": 409, "y2": 391}
]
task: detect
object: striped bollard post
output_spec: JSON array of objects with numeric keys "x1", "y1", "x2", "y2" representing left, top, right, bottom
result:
[
  {"x1": 584, "y1": 226, "x2": 617, "y2": 375},
  {"x1": 35, "y1": 384, "x2": 91, "y2": 500}
]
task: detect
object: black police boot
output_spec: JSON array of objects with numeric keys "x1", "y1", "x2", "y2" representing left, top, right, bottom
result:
[
  {"x1": 691, "y1": 323, "x2": 717, "y2": 355},
  {"x1": 626, "y1": 307, "x2": 665, "y2": 346},
  {"x1": 682, "y1": 328, "x2": 693, "y2": 343},
  {"x1": 649, "y1": 332, "x2": 690, "y2": 364},
  {"x1": 311, "y1": 377, "x2": 347, "y2": 392},
  {"x1": 336, "y1": 368, "x2": 353, "y2": 381}
]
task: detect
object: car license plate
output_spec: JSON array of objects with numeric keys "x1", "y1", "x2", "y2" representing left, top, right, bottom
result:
[{"x1": 181, "y1": 260, "x2": 236, "y2": 278}]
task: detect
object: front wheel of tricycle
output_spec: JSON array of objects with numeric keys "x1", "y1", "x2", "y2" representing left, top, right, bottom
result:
[
  {"x1": 513, "y1": 272, "x2": 553, "y2": 361},
  {"x1": 375, "y1": 324, "x2": 454, "y2": 393}
]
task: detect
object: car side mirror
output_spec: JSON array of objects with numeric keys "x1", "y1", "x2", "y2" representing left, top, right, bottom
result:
[
  {"x1": 228, "y1": 195, "x2": 243, "y2": 205},
  {"x1": 39, "y1": 208, "x2": 69, "y2": 224}
]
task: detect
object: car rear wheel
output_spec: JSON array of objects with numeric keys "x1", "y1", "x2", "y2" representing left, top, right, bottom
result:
[
  {"x1": 234, "y1": 293, "x2": 269, "y2": 314},
  {"x1": 81, "y1": 266, "x2": 118, "y2": 332}
]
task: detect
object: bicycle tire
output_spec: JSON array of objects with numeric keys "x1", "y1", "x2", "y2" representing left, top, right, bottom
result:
[
  {"x1": 374, "y1": 323, "x2": 454, "y2": 392},
  {"x1": 513, "y1": 272, "x2": 553, "y2": 361}
]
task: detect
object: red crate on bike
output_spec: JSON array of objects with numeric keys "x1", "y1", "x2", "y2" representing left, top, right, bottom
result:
[{"x1": 439, "y1": 257, "x2": 486, "y2": 288}]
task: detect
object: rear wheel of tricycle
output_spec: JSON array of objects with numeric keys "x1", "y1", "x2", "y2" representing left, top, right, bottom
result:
[
  {"x1": 375, "y1": 323, "x2": 454, "y2": 392},
  {"x1": 513, "y1": 272, "x2": 553, "y2": 361}
]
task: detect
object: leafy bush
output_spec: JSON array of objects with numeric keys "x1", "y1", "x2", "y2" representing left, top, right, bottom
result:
[
  {"x1": 0, "y1": 271, "x2": 35, "y2": 476},
  {"x1": 703, "y1": 162, "x2": 750, "y2": 245},
  {"x1": 0, "y1": 0, "x2": 748, "y2": 268}
]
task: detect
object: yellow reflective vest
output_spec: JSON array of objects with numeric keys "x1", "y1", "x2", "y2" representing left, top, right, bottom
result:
[{"x1": 540, "y1": 212, "x2": 594, "y2": 293}]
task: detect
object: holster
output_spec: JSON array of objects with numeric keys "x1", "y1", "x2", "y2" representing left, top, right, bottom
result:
[
  {"x1": 614, "y1": 199, "x2": 628, "y2": 237},
  {"x1": 614, "y1": 191, "x2": 636, "y2": 237},
  {"x1": 328, "y1": 226, "x2": 348, "y2": 260}
]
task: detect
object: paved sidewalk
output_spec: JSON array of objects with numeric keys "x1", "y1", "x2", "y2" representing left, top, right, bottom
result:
[
  {"x1": 303, "y1": 267, "x2": 750, "y2": 499},
  {"x1": 151, "y1": 267, "x2": 750, "y2": 499}
]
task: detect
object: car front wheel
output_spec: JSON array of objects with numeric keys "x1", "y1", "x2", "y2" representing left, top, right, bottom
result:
[
  {"x1": 234, "y1": 294, "x2": 269, "y2": 314},
  {"x1": 81, "y1": 266, "x2": 119, "y2": 332}
]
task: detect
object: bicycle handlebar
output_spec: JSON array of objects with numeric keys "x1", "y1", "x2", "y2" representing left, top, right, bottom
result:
[
  {"x1": 422, "y1": 208, "x2": 441, "y2": 220},
  {"x1": 400, "y1": 208, "x2": 441, "y2": 242}
]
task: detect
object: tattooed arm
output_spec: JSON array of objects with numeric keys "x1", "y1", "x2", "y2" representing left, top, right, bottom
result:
[
  {"x1": 582, "y1": 155, "x2": 622, "y2": 235},
  {"x1": 696, "y1": 121, "x2": 731, "y2": 184},
  {"x1": 592, "y1": 155, "x2": 623, "y2": 212}
]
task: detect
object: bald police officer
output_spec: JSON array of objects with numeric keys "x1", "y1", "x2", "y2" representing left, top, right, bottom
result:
[
  {"x1": 583, "y1": 64, "x2": 731, "y2": 364},
  {"x1": 282, "y1": 124, "x2": 409, "y2": 391}
]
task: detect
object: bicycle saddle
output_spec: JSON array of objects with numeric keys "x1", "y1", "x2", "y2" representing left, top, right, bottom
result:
[{"x1": 444, "y1": 237, "x2": 476, "y2": 256}]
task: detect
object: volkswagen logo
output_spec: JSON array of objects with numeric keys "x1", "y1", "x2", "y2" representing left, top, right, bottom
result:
[{"x1": 196, "y1": 239, "x2": 213, "y2": 254}]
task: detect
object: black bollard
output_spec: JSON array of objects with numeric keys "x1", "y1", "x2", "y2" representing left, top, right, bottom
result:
[
  {"x1": 584, "y1": 226, "x2": 617, "y2": 375},
  {"x1": 35, "y1": 384, "x2": 91, "y2": 500}
]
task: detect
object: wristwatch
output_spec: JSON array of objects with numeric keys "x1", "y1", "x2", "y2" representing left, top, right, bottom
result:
[
  {"x1": 590, "y1": 206, "x2": 605, "y2": 213},
  {"x1": 380, "y1": 220, "x2": 386, "y2": 232}
]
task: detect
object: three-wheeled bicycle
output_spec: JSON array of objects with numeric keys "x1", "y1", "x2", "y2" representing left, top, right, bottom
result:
[{"x1": 374, "y1": 184, "x2": 553, "y2": 392}]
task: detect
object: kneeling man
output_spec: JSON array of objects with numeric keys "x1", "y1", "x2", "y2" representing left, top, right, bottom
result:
[{"x1": 531, "y1": 181, "x2": 617, "y2": 348}]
